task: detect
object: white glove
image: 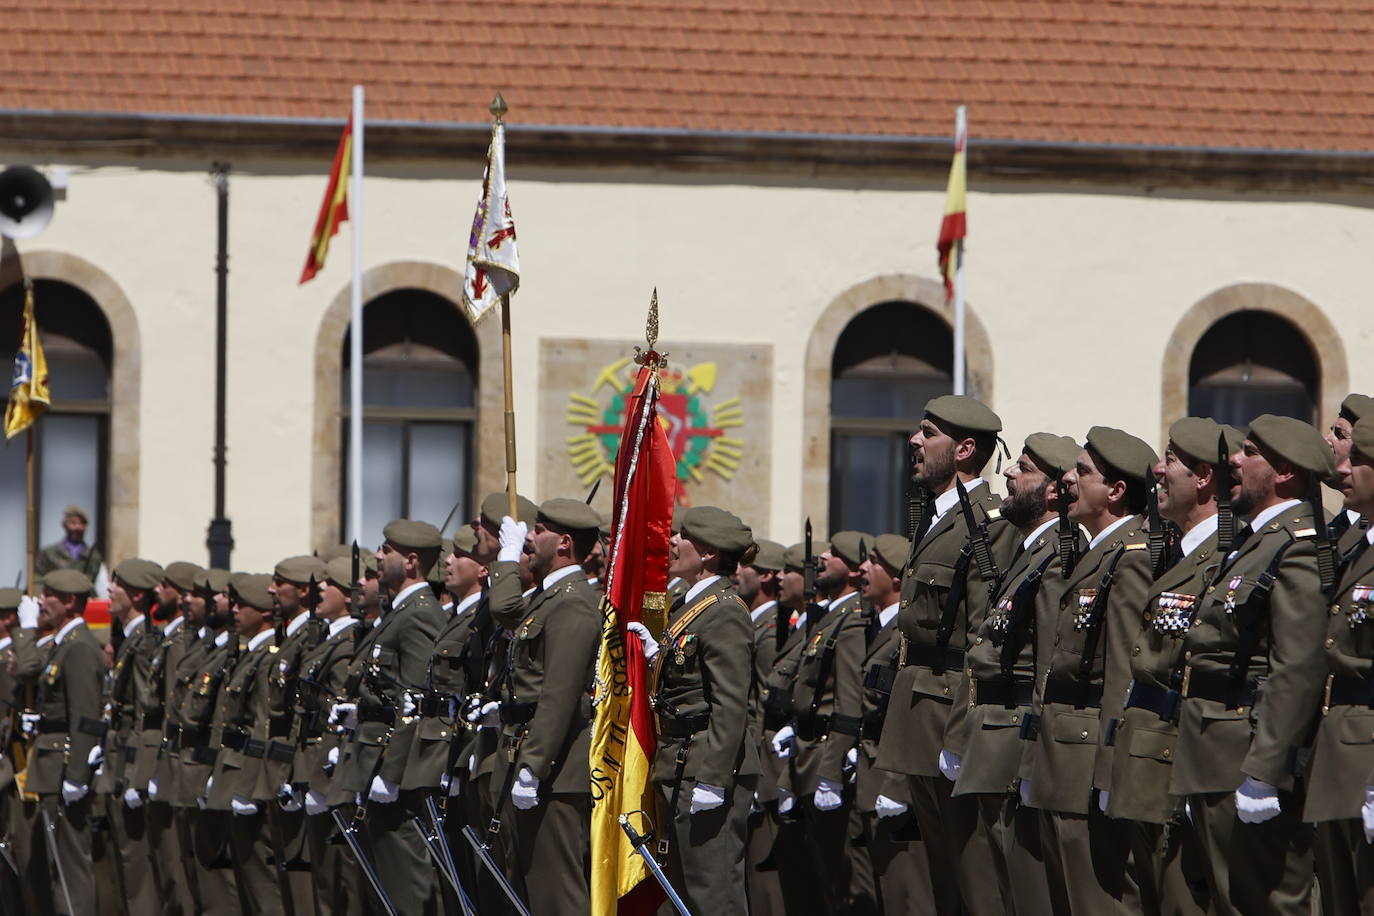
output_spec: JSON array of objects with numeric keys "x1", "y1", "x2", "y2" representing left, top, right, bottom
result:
[
  {"x1": 278, "y1": 783, "x2": 303, "y2": 812},
  {"x1": 814, "y1": 777, "x2": 843, "y2": 812},
  {"x1": 874, "y1": 794, "x2": 907, "y2": 819},
  {"x1": 368, "y1": 775, "x2": 399, "y2": 804},
  {"x1": 61, "y1": 780, "x2": 88, "y2": 805},
  {"x1": 689, "y1": 782, "x2": 726, "y2": 814},
  {"x1": 87, "y1": 745, "x2": 104, "y2": 768},
  {"x1": 777, "y1": 787, "x2": 795, "y2": 815},
  {"x1": 1098, "y1": 789, "x2": 1110, "y2": 813},
  {"x1": 938, "y1": 748, "x2": 962, "y2": 782},
  {"x1": 625, "y1": 621, "x2": 659, "y2": 662},
  {"x1": 511, "y1": 766, "x2": 539, "y2": 810},
  {"x1": 498, "y1": 517, "x2": 528, "y2": 564},
  {"x1": 444, "y1": 772, "x2": 463, "y2": 798},
  {"x1": 20, "y1": 713, "x2": 39, "y2": 736},
  {"x1": 18, "y1": 595, "x2": 39, "y2": 629},
  {"x1": 304, "y1": 789, "x2": 329, "y2": 816},
  {"x1": 1235, "y1": 777, "x2": 1281, "y2": 824},
  {"x1": 1185, "y1": 799, "x2": 1193, "y2": 823},
  {"x1": 402, "y1": 693, "x2": 417, "y2": 717},
  {"x1": 771, "y1": 725, "x2": 797, "y2": 759},
  {"x1": 1362, "y1": 786, "x2": 1374, "y2": 844},
  {"x1": 205, "y1": 776, "x2": 214, "y2": 797},
  {"x1": 844, "y1": 746, "x2": 859, "y2": 783},
  {"x1": 327, "y1": 746, "x2": 340, "y2": 767},
  {"x1": 231, "y1": 795, "x2": 259, "y2": 816},
  {"x1": 147, "y1": 778, "x2": 160, "y2": 800},
  {"x1": 1019, "y1": 779, "x2": 1033, "y2": 807},
  {"x1": 328, "y1": 702, "x2": 358, "y2": 730},
  {"x1": 123, "y1": 787, "x2": 143, "y2": 809},
  {"x1": 466, "y1": 699, "x2": 499, "y2": 727}
]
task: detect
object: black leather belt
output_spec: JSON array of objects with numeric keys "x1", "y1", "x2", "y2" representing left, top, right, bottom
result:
[
  {"x1": 358, "y1": 703, "x2": 395, "y2": 725},
  {"x1": 141, "y1": 710, "x2": 164, "y2": 730},
  {"x1": 657, "y1": 713, "x2": 709, "y2": 739},
  {"x1": 419, "y1": 694, "x2": 453, "y2": 717},
  {"x1": 905, "y1": 644, "x2": 965, "y2": 672},
  {"x1": 762, "y1": 709, "x2": 790, "y2": 733},
  {"x1": 1327, "y1": 675, "x2": 1374, "y2": 709},
  {"x1": 1043, "y1": 679, "x2": 1104, "y2": 709},
  {"x1": 221, "y1": 727, "x2": 249, "y2": 750},
  {"x1": 267, "y1": 713, "x2": 294, "y2": 738},
  {"x1": 181, "y1": 724, "x2": 212, "y2": 749},
  {"x1": 1125, "y1": 680, "x2": 1181, "y2": 722},
  {"x1": 266, "y1": 741, "x2": 295, "y2": 763},
  {"x1": 499, "y1": 701, "x2": 536, "y2": 725},
  {"x1": 37, "y1": 717, "x2": 69, "y2": 734},
  {"x1": 1182, "y1": 669, "x2": 1257, "y2": 710},
  {"x1": 971, "y1": 678, "x2": 1034, "y2": 708},
  {"x1": 77, "y1": 716, "x2": 108, "y2": 739}
]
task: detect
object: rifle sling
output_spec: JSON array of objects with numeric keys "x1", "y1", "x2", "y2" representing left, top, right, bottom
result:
[
  {"x1": 1076, "y1": 545, "x2": 1129, "y2": 682},
  {"x1": 999, "y1": 553, "x2": 1057, "y2": 681}
]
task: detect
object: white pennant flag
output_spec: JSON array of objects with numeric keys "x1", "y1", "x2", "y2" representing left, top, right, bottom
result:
[{"x1": 463, "y1": 119, "x2": 520, "y2": 321}]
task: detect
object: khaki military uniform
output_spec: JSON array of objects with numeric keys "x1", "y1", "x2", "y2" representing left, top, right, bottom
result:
[
  {"x1": 34, "y1": 541, "x2": 103, "y2": 582},
  {"x1": 263, "y1": 616, "x2": 319, "y2": 906},
  {"x1": 106, "y1": 615, "x2": 159, "y2": 914},
  {"x1": 0, "y1": 631, "x2": 21, "y2": 908},
  {"x1": 745, "y1": 599, "x2": 787, "y2": 916},
  {"x1": 9, "y1": 629, "x2": 57, "y2": 915},
  {"x1": 1171, "y1": 501, "x2": 1323, "y2": 916}
]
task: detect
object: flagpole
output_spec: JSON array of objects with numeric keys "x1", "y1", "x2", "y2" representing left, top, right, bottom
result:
[
  {"x1": 491, "y1": 95, "x2": 519, "y2": 520},
  {"x1": 952, "y1": 105, "x2": 967, "y2": 397},
  {"x1": 349, "y1": 84, "x2": 364, "y2": 544},
  {"x1": 25, "y1": 427, "x2": 35, "y2": 590}
]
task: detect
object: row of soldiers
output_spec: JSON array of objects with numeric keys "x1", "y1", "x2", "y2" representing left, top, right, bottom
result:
[{"x1": 3, "y1": 391, "x2": 1373, "y2": 916}]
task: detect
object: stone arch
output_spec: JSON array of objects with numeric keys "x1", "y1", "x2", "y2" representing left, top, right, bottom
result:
[
  {"x1": 1159, "y1": 282, "x2": 1348, "y2": 445},
  {"x1": 0, "y1": 248, "x2": 141, "y2": 564},
  {"x1": 800, "y1": 273, "x2": 994, "y2": 533},
  {"x1": 310, "y1": 260, "x2": 502, "y2": 549}
]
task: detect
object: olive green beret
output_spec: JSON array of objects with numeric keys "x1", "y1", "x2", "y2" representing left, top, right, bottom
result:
[
  {"x1": 196, "y1": 568, "x2": 232, "y2": 593},
  {"x1": 925, "y1": 395, "x2": 1002, "y2": 434},
  {"x1": 1024, "y1": 433, "x2": 1081, "y2": 477},
  {"x1": 681, "y1": 506, "x2": 755, "y2": 554},
  {"x1": 114, "y1": 558, "x2": 165, "y2": 591},
  {"x1": 671, "y1": 505, "x2": 686, "y2": 535},
  {"x1": 1249, "y1": 414, "x2": 1336, "y2": 478},
  {"x1": 274, "y1": 555, "x2": 326, "y2": 585},
  {"x1": 323, "y1": 557, "x2": 356, "y2": 591},
  {"x1": 1085, "y1": 426, "x2": 1158, "y2": 486},
  {"x1": 382, "y1": 519, "x2": 443, "y2": 551},
  {"x1": 45, "y1": 569, "x2": 93, "y2": 597},
  {"x1": 870, "y1": 534, "x2": 911, "y2": 570},
  {"x1": 1168, "y1": 418, "x2": 1225, "y2": 467},
  {"x1": 1220, "y1": 424, "x2": 1246, "y2": 457},
  {"x1": 829, "y1": 530, "x2": 873, "y2": 567},
  {"x1": 751, "y1": 539, "x2": 786, "y2": 572},
  {"x1": 0, "y1": 587, "x2": 20, "y2": 610},
  {"x1": 163, "y1": 561, "x2": 205, "y2": 593},
  {"x1": 232, "y1": 573, "x2": 275, "y2": 611},
  {"x1": 1352, "y1": 417, "x2": 1374, "y2": 462},
  {"x1": 783, "y1": 543, "x2": 806, "y2": 573},
  {"x1": 480, "y1": 492, "x2": 539, "y2": 528},
  {"x1": 63, "y1": 504, "x2": 88, "y2": 522},
  {"x1": 450, "y1": 526, "x2": 479, "y2": 557},
  {"x1": 537, "y1": 498, "x2": 601, "y2": 533},
  {"x1": 1340, "y1": 393, "x2": 1374, "y2": 424}
]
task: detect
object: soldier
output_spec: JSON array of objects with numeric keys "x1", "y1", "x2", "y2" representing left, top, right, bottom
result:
[
  {"x1": 487, "y1": 497, "x2": 603, "y2": 913},
  {"x1": 1171, "y1": 415, "x2": 1333, "y2": 915},
  {"x1": 1306, "y1": 414, "x2": 1374, "y2": 914},
  {"x1": 625, "y1": 505, "x2": 760, "y2": 915},
  {"x1": 22, "y1": 569, "x2": 104, "y2": 916},
  {"x1": 0, "y1": 588, "x2": 21, "y2": 906},
  {"x1": 873, "y1": 394, "x2": 1017, "y2": 916},
  {"x1": 1326, "y1": 393, "x2": 1373, "y2": 554},
  {"x1": 946, "y1": 433, "x2": 1080, "y2": 916},
  {"x1": 33, "y1": 505, "x2": 104, "y2": 585},
  {"x1": 1107, "y1": 419, "x2": 1241, "y2": 916},
  {"x1": 10, "y1": 589, "x2": 58, "y2": 915},
  {"x1": 667, "y1": 506, "x2": 690, "y2": 606}
]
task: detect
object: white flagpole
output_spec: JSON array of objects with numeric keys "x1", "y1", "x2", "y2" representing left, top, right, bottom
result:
[
  {"x1": 952, "y1": 105, "x2": 967, "y2": 397},
  {"x1": 349, "y1": 84, "x2": 365, "y2": 544}
]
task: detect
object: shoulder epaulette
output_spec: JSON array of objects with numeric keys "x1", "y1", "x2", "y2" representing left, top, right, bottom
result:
[
  {"x1": 1124, "y1": 543, "x2": 1148, "y2": 551},
  {"x1": 986, "y1": 507, "x2": 1002, "y2": 520},
  {"x1": 1292, "y1": 528, "x2": 1317, "y2": 539}
]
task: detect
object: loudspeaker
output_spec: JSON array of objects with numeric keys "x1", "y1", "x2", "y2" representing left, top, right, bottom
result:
[{"x1": 0, "y1": 166, "x2": 54, "y2": 239}]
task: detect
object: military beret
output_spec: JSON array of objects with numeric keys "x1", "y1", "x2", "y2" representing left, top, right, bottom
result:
[
  {"x1": 382, "y1": 519, "x2": 443, "y2": 551},
  {"x1": 196, "y1": 568, "x2": 232, "y2": 593},
  {"x1": 671, "y1": 505, "x2": 687, "y2": 535},
  {"x1": 63, "y1": 504, "x2": 88, "y2": 522},
  {"x1": 598, "y1": 511, "x2": 612, "y2": 539},
  {"x1": 318, "y1": 544, "x2": 353, "y2": 563},
  {"x1": 45, "y1": 569, "x2": 93, "y2": 597},
  {"x1": 1340, "y1": 393, "x2": 1374, "y2": 424},
  {"x1": 751, "y1": 539, "x2": 786, "y2": 572},
  {"x1": 1168, "y1": 418, "x2": 1225, "y2": 467},
  {"x1": 925, "y1": 395, "x2": 1002, "y2": 434},
  {"x1": 537, "y1": 498, "x2": 601, "y2": 533},
  {"x1": 114, "y1": 558, "x2": 165, "y2": 591},
  {"x1": 1220, "y1": 424, "x2": 1246, "y2": 457},
  {"x1": 829, "y1": 530, "x2": 874, "y2": 567},
  {"x1": 450, "y1": 526, "x2": 479, "y2": 557},
  {"x1": 480, "y1": 492, "x2": 539, "y2": 528},
  {"x1": 274, "y1": 555, "x2": 327, "y2": 585},
  {"x1": 1248, "y1": 414, "x2": 1336, "y2": 478},
  {"x1": 163, "y1": 561, "x2": 205, "y2": 593},
  {"x1": 783, "y1": 543, "x2": 806, "y2": 573},
  {"x1": 870, "y1": 534, "x2": 911, "y2": 570},
  {"x1": 1024, "y1": 433, "x2": 1081, "y2": 477},
  {"x1": 323, "y1": 557, "x2": 356, "y2": 591},
  {"x1": 1352, "y1": 417, "x2": 1374, "y2": 462},
  {"x1": 232, "y1": 573, "x2": 275, "y2": 611},
  {"x1": 1085, "y1": 426, "x2": 1159, "y2": 486},
  {"x1": 681, "y1": 506, "x2": 755, "y2": 554},
  {"x1": 0, "y1": 587, "x2": 20, "y2": 610}
]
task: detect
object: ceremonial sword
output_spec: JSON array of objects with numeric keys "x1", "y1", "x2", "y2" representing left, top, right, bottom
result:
[
  {"x1": 410, "y1": 815, "x2": 475, "y2": 916},
  {"x1": 462, "y1": 824, "x2": 532, "y2": 916},
  {"x1": 331, "y1": 808, "x2": 400, "y2": 916},
  {"x1": 619, "y1": 813, "x2": 693, "y2": 916}
]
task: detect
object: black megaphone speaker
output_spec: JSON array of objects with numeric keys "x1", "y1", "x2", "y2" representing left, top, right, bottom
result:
[{"x1": 0, "y1": 166, "x2": 54, "y2": 240}]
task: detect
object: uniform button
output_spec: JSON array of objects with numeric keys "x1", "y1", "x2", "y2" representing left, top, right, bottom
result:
[
  {"x1": 1131, "y1": 646, "x2": 1141, "y2": 657},
  {"x1": 1080, "y1": 730, "x2": 1089, "y2": 739},
  {"x1": 1325, "y1": 637, "x2": 1335, "y2": 649},
  {"x1": 1207, "y1": 586, "x2": 1215, "y2": 593},
  {"x1": 1011, "y1": 714, "x2": 1020, "y2": 723},
  {"x1": 975, "y1": 636, "x2": 984, "y2": 645},
  {"x1": 1161, "y1": 748, "x2": 1171, "y2": 759},
  {"x1": 965, "y1": 667, "x2": 973, "y2": 677},
  {"x1": 942, "y1": 687, "x2": 950, "y2": 696},
  {"x1": 1184, "y1": 651, "x2": 1191, "y2": 660},
  {"x1": 1331, "y1": 605, "x2": 1341, "y2": 616}
]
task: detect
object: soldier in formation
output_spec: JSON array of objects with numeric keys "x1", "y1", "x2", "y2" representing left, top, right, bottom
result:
[{"x1": 3, "y1": 392, "x2": 1373, "y2": 916}]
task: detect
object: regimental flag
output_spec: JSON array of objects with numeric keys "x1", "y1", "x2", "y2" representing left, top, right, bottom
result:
[
  {"x1": 5, "y1": 283, "x2": 49, "y2": 439},
  {"x1": 299, "y1": 116, "x2": 353, "y2": 284},
  {"x1": 936, "y1": 109, "x2": 968, "y2": 302},
  {"x1": 463, "y1": 116, "x2": 520, "y2": 322},
  {"x1": 589, "y1": 350, "x2": 673, "y2": 916}
]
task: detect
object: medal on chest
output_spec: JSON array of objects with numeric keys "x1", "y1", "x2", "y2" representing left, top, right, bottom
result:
[
  {"x1": 988, "y1": 595, "x2": 1014, "y2": 641},
  {"x1": 1223, "y1": 575, "x2": 1243, "y2": 615},
  {"x1": 805, "y1": 630, "x2": 826, "y2": 657},
  {"x1": 671, "y1": 632, "x2": 698, "y2": 666},
  {"x1": 515, "y1": 615, "x2": 536, "y2": 640},
  {"x1": 1150, "y1": 591, "x2": 1196, "y2": 636},
  {"x1": 1347, "y1": 584, "x2": 1373, "y2": 626},
  {"x1": 1072, "y1": 590, "x2": 1096, "y2": 631}
]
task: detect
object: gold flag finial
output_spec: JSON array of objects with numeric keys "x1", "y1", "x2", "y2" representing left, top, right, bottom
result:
[
  {"x1": 490, "y1": 93, "x2": 508, "y2": 122},
  {"x1": 646, "y1": 288, "x2": 659, "y2": 350},
  {"x1": 634, "y1": 288, "x2": 667, "y2": 370}
]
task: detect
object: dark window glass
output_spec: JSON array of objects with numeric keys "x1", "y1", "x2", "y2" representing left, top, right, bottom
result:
[{"x1": 1187, "y1": 311, "x2": 1317, "y2": 428}]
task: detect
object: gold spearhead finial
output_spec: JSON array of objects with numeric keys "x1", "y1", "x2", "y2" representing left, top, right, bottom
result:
[
  {"x1": 490, "y1": 93, "x2": 508, "y2": 122},
  {"x1": 646, "y1": 288, "x2": 659, "y2": 350}
]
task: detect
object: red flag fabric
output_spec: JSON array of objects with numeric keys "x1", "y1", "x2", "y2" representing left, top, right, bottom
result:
[{"x1": 300, "y1": 116, "x2": 352, "y2": 284}]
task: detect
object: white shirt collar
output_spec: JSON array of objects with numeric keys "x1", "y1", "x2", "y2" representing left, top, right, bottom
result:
[
  {"x1": 750, "y1": 599, "x2": 778, "y2": 623},
  {"x1": 55, "y1": 617, "x2": 85, "y2": 644},
  {"x1": 214, "y1": 630, "x2": 230, "y2": 647},
  {"x1": 0, "y1": 636, "x2": 9, "y2": 653},
  {"x1": 1089, "y1": 515, "x2": 1133, "y2": 551},
  {"x1": 878, "y1": 601, "x2": 899, "y2": 628},
  {"x1": 390, "y1": 581, "x2": 430, "y2": 609},
  {"x1": 453, "y1": 591, "x2": 482, "y2": 617},
  {"x1": 197, "y1": 626, "x2": 208, "y2": 639},
  {"x1": 1180, "y1": 514, "x2": 1219, "y2": 559},
  {"x1": 123, "y1": 615, "x2": 145, "y2": 638},
  {"x1": 1365, "y1": 525, "x2": 1374, "y2": 546},
  {"x1": 931, "y1": 477, "x2": 985, "y2": 526},
  {"x1": 668, "y1": 576, "x2": 684, "y2": 592},
  {"x1": 542, "y1": 564, "x2": 584, "y2": 591},
  {"x1": 1348, "y1": 509, "x2": 1362, "y2": 525},
  {"x1": 328, "y1": 616, "x2": 357, "y2": 638},
  {"x1": 828, "y1": 588, "x2": 858, "y2": 609},
  {"x1": 685, "y1": 575, "x2": 723, "y2": 604},
  {"x1": 163, "y1": 615, "x2": 185, "y2": 636},
  {"x1": 246, "y1": 628, "x2": 274, "y2": 652},
  {"x1": 37, "y1": 634, "x2": 54, "y2": 647},
  {"x1": 284, "y1": 610, "x2": 310, "y2": 638},
  {"x1": 1023, "y1": 518, "x2": 1058, "y2": 551},
  {"x1": 1246, "y1": 498, "x2": 1302, "y2": 534}
]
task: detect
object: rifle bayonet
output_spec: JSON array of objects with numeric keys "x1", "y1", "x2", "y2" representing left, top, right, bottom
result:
[{"x1": 956, "y1": 478, "x2": 1000, "y2": 598}]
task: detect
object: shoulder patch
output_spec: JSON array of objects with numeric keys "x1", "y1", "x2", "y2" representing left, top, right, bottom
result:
[
  {"x1": 268, "y1": 645, "x2": 280, "y2": 654},
  {"x1": 1124, "y1": 543, "x2": 1148, "y2": 551},
  {"x1": 986, "y1": 508, "x2": 1001, "y2": 520},
  {"x1": 1292, "y1": 528, "x2": 1317, "y2": 539}
]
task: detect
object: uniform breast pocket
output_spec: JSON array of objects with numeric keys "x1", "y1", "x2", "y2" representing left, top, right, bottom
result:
[
  {"x1": 1051, "y1": 710, "x2": 1099, "y2": 745},
  {"x1": 1127, "y1": 724, "x2": 1175, "y2": 762},
  {"x1": 979, "y1": 706, "x2": 1024, "y2": 731},
  {"x1": 515, "y1": 618, "x2": 546, "y2": 667},
  {"x1": 1337, "y1": 711, "x2": 1374, "y2": 746},
  {"x1": 372, "y1": 646, "x2": 399, "y2": 669},
  {"x1": 913, "y1": 562, "x2": 957, "y2": 602}
]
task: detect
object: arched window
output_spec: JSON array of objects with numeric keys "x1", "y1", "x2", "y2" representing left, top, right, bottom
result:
[
  {"x1": 830, "y1": 301, "x2": 952, "y2": 536},
  {"x1": 341, "y1": 288, "x2": 477, "y2": 545},
  {"x1": 0, "y1": 279, "x2": 112, "y2": 586},
  {"x1": 1188, "y1": 311, "x2": 1317, "y2": 428}
]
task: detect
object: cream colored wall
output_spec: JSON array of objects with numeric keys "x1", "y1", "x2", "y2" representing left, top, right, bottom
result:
[{"x1": 19, "y1": 155, "x2": 1374, "y2": 565}]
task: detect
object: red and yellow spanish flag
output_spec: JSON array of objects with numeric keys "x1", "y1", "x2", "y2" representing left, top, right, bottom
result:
[
  {"x1": 936, "y1": 108, "x2": 967, "y2": 302},
  {"x1": 5, "y1": 283, "x2": 50, "y2": 439},
  {"x1": 299, "y1": 116, "x2": 353, "y2": 284},
  {"x1": 589, "y1": 335, "x2": 674, "y2": 916}
]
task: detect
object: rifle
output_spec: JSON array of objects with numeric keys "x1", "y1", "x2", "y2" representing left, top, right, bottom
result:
[
  {"x1": 956, "y1": 478, "x2": 1001, "y2": 600},
  {"x1": 1146, "y1": 470, "x2": 1172, "y2": 579},
  {"x1": 350, "y1": 541, "x2": 367, "y2": 650},
  {"x1": 1216, "y1": 433, "x2": 1236, "y2": 556},
  {"x1": 1310, "y1": 474, "x2": 1337, "y2": 599},
  {"x1": 305, "y1": 574, "x2": 324, "y2": 649},
  {"x1": 1057, "y1": 473, "x2": 1079, "y2": 579}
]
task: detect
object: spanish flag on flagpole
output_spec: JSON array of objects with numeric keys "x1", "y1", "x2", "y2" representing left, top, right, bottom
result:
[
  {"x1": 299, "y1": 116, "x2": 353, "y2": 284},
  {"x1": 5, "y1": 282, "x2": 50, "y2": 439},
  {"x1": 589, "y1": 292, "x2": 673, "y2": 916},
  {"x1": 936, "y1": 106, "x2": 967, "y2": 303}
]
